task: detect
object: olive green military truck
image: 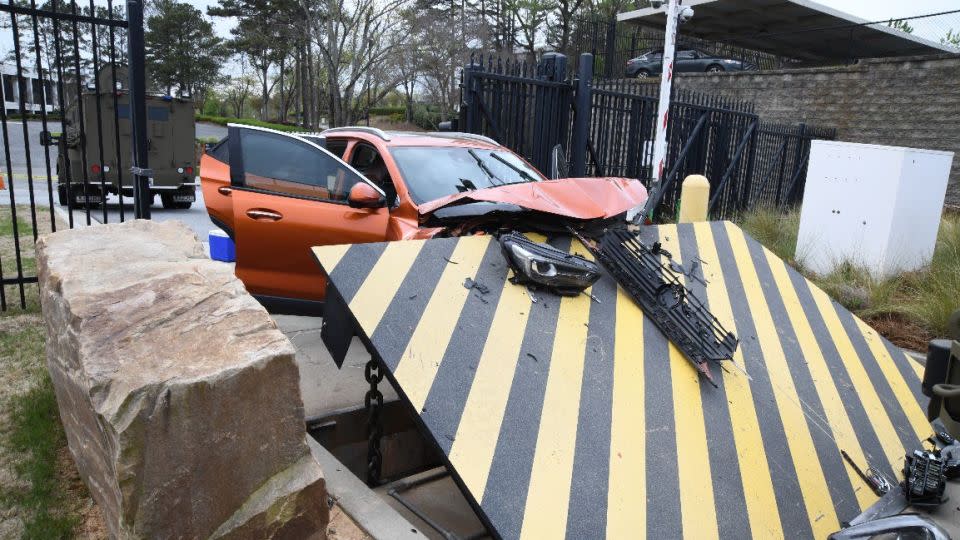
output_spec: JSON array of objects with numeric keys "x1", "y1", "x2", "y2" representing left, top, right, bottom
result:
[{"x1": 41, "y1": 66, "x2": 197, "y2": 209}]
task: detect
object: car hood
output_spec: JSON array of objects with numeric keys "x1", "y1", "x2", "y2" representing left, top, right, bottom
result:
[{"x1": 417, "y1": 177, "x2": 648, "y2": 221}]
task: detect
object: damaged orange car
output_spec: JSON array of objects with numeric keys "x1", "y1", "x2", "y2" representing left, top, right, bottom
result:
[{"x1": 200, "y1": 125, "x2": 647, "y2": 312}]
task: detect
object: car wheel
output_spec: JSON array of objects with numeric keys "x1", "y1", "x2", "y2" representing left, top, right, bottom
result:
[
  {"x1": 635, "y1": 69, "x2": 651, "y2": 78},
  {"x1": 706, "y1": 65, "x2": 725, "y2": 73}
]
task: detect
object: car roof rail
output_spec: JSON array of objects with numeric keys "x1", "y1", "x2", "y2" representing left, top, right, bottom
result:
[
  {"x1": 320, "y1": 126, "x2": 392, "y2": 141},
  {"x1": 425, "y1": 132, "x2": 499, "y2": 146}
]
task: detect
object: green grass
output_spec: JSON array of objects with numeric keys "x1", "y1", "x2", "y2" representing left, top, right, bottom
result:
[
  {"x1": 739, "y1": 207, "x2": 960, "y2": 343},
  {"x1": 0, "y1": 207, "x2": 79, "y2": 538},
  {"x1": 0, "y1": 323, "x2": 78, "y2": 539},
  {"x1": 0, "y1": 212, "x2": 33, "y2": 239},
  {"x1": 195, "y1": 114, "x2": 302, "y2": 133}
]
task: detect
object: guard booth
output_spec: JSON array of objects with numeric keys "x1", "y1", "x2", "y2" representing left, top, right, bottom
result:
[{"x1": 313, "y1": 222, "x2": 931, "y2": 539}]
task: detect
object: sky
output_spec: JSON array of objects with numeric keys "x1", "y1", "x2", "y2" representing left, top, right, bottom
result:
[
  {"x1": 1, "y1": 0, "x2": 958, "y2": 74},
  {"x1": 189, "y1": 0, "x2": 960, "y2": 40}
]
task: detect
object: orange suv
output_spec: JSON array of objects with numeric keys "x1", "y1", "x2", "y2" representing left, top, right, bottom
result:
[{"x1": 200, "y1": 125, "x2": 647, "y2": 311}]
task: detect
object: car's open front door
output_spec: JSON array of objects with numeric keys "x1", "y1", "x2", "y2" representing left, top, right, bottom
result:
[{"x1": 227, "y1": 125, "x2": 389, "y2": 307}]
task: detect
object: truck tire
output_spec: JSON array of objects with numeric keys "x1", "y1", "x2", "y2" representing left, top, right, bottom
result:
[
  {"x1": 58, "y1": 183, "x2": 70, "y2": 206},
  {"x1": 160, "y1": 193, "x2": 193, "y2": 210}
]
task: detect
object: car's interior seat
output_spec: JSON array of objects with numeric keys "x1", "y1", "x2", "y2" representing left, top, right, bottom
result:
[{"x1": 362, "y1": 158, "x2": 397, "y2": 207}]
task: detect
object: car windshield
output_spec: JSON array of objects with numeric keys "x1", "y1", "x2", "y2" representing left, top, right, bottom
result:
[{"x1": 390, "y1": 146, "x2": 545, "y2": 205}]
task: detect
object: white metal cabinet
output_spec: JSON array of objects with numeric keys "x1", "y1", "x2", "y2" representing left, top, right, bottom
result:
[{"x1": 797, "y1": 140, "x2": 954, "y2": 277}]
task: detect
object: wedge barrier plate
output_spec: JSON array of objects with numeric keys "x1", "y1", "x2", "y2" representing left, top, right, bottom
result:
[{"x1": 312, "y1": 221, "x2": 930, "y2": 540}]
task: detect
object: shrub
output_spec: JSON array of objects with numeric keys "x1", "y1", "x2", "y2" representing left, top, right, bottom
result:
[{"x1": 195, "y1": 114, "x2": 301, "y2": 133}]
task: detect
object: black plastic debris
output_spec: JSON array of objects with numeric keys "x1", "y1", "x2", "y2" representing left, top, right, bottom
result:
[
  {"x1": 463, "y1": 277, "x2": 490, "y2": 294},
  {"x1": 596, "y1": 229, "x2": 738, "y2": 387},
  {"x1": 902, "y1": 449, "x2": 947, "y2": 507}
]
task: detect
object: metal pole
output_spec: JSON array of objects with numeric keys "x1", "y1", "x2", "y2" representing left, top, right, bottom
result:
[
  {"x1": 650, "y1": 0, "x2": 680, "y2": 189},
  {"x1": 570, "y1": 53, "x2": 593, "y2": 177},
  {"x1": 126, "y1": 0, "x2": 150, "y2": 219}
]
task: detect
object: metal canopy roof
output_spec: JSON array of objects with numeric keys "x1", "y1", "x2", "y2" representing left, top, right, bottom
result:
[{"x1": 617, "y1": 0, "x2": 956, "y2": 61}]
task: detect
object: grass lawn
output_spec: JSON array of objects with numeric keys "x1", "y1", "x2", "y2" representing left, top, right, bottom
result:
[
  {"x1": 0, "y1": 207, "x2": 102, "y2": 539},
  {"x1": 739, "y1": 208, "x2": 960, "y2": 350}
]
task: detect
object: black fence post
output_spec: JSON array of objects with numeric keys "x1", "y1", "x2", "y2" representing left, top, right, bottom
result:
[
  {"x1": 534, "y1": 53, "x2": 567, "y2": 171},
  {"x1": 571, "y1": 54, "x2": 593, "y2": 177},
  {"x1": 127, "y1": 0, "x2": 151, "y2": 219},
  {"x1": 625, "y1": 99, "x2": 642, "y2": 178},
  {"x1": 460, "y1": 61, "x2": 483, "y2": 134},
  {"x1": 603, "y1": 17, "x2": 617, "y2": 79}
]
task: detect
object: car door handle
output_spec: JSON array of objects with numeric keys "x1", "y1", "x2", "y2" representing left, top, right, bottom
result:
[
  {"x1": 218, "y1": 186, "x2": 232, "y2": 196},
  {"x1": 246, "y1": 209, "x2": 282, "y2": 221}
]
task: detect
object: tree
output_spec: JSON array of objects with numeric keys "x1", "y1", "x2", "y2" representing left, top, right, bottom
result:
[
  {"x1": 943, "y1": 29, "x2": 960, "y2": 49},
  {"x1": 306, "y1": 0, "x2": 410, "y2": 126},
  {"x1": 887, "y1": 18, "x2": 914, "y2": 34},
  {"x1": 145, "y1": 1, "x2": 227, "y2": 102},
  {"x1": 224, "y1": 61, "x2": 256, "y2": 117},
  {"x1": 546, "y1": 0, "x2": 587, "y2": 52},
  {"x1": 504, "y1": 0, "x2": 553, "y2": 56}
]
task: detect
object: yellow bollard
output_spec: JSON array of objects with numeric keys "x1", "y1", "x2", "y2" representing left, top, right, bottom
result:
[{"x1": 677, "y1": 174, "x2": 710, "y2": 223}]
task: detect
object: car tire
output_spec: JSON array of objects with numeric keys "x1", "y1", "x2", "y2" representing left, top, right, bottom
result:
[
  {"x1": 706, "y1": 64, "x2": 725, "y2": 73},
  {"x1": 160, "y1": 193, "x2": 192, "y2": 210},
  {"x1": 635, "y1": 69, "x2": 651, "y2": 78}
]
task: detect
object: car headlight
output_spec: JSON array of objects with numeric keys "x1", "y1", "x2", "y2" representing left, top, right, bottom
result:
[{"x1": 499, "y1": 232, "x2": 601, "y2": 296}]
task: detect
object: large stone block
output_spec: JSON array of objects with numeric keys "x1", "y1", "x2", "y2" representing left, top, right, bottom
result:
[{"x1": 36, "y1": 220, "x2": 327, "y2": 539}]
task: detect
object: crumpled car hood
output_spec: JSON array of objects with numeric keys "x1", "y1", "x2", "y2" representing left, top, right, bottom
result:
[{"x1": 417, "y1": 177, "x2": 648, "y2": 220}]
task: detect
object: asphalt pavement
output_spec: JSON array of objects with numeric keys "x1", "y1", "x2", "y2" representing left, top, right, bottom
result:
[{"x1": 0, "y1": 121, "x2": 228, "y2": 239}]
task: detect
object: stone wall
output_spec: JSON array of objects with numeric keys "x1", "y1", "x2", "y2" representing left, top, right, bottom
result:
[
  {"x1": 669, "y1": 53, "x2": 960, "y2": 206},
  {"x1": 36, "y1": 220, "x2": 328, "y2": 539}
]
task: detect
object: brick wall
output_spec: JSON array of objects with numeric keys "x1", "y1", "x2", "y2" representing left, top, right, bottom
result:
[{"x1": 669, "y1": 54, "x2": 960, "y2": 207}]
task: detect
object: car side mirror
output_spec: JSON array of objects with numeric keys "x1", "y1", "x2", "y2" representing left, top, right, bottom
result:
[{"x1": 348, "y1": 182, "x2": 386, "y2": 209}]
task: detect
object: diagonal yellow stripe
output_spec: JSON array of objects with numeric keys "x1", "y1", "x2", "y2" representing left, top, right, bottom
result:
[
  {"x1": 692, "y1": 221, "x2": 784, "y2": 539},
  {"x1": 724, "y1": 222, "x2": 839, "y2": 537},
  {"x1": 904, "y1": 352, "x2": 925, "y2": 381},
  {"x1": 806, "y1": 282, "x2": 908, "y2": 474},
  {"x1": 393, "y1": 237, "x2": 492, "y2": 411},
  {"x1": 310, "y1": 243, "x2": 352, "y2": 275},
  {"x1": 448, "y1": 263, "x2": 533, "y2": 500},
  {"x1": 762, "y1": 246, "x2": 876, "y2": 511},
  {"x1": 348, "y1": 240, "x2": 425, "y2": 333},
  {"x1": 853, "y1": 318, "x2": 931, "y2": 442},
  {"x1": 606, "y1": 287, "x2": 647, "y2": 540},
  {"x1": 519, "y1": 244, "x2": 594, "y2": 540},
  {"x1": 658, "y1": 226, "x2": 719, "y2": 540}
]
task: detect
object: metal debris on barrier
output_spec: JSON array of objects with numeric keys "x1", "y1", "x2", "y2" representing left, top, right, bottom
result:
[{"x1": 596, "y1": 229, "x2": 738, "y2": 387}]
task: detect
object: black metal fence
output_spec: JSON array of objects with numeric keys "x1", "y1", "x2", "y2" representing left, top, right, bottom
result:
[
  {"x1": 0, "y1": 1, "x2": 150, "y2": 312},
  {"x1": 459, "y1": 52, "x2": 836, "y2": 221}
]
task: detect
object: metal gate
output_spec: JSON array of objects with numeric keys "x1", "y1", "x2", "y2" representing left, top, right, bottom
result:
[
  {"x1": 458, "y1": 52, "x2": 836, "y2": 221},
  {"x1": 0, "y1": 0, "x2": 151, "y2": 312}
]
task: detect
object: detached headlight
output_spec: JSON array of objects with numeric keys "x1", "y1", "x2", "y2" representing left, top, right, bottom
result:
[{"x1": 499, "y1": 232, "x2": 601, "y2": 296}]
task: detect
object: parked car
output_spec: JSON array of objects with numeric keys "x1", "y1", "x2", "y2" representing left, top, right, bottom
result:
[
  {"x1": 200, "y1": 125, "x2": 648, "y2": 311},
  {"x1": 625, "y1": 49, "x2": 756, "y2": 78}
]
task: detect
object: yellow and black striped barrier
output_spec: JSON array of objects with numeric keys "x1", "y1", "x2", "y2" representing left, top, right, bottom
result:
[{"x1": 312, "y1": 221, "x2": 929, "y2": 540}]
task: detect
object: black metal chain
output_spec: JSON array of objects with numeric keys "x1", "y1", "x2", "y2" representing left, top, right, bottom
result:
[{"x1": 364, "y1": 358, "x2": 384, "y2": 486}]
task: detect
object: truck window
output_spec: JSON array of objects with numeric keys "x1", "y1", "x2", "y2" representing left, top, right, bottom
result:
[{"x1": 148, "y1": 107, "x2": 169, "y2": 121}]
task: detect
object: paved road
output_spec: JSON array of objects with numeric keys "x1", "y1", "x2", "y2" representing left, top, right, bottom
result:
[
  {"x1": 0, "y1": 120, "x2": 227, "y2": 177},
  {"x1": 0, "y1": 121, "x2": 228, "y2": 239},
  {"x1": 0, "y1": 176, "x2": 220, "y2": 239}
]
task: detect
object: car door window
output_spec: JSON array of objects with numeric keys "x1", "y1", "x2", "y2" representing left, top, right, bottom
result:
[
  {"x1": 677, "y1": 50, "x2": 696, "y2": 60},
  {"x1": 239, "y1": 130, "x2": 363, "y2": 202}
]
